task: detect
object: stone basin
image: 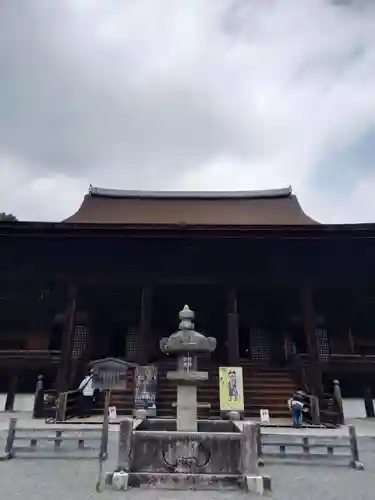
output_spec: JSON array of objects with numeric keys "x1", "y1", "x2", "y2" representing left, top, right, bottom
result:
[
  {"x1": 106, "y1": 305, "x2": 270, "y2": 494},
  {"x1": 136, "y1": 418, "x2": 238, "y2": 432},
  {"x1": 107, "y1": 417, "x2": 270, "y2": 493},
  {"x1": 132, "y1": 418, "x2": 242, "y2": 485}
]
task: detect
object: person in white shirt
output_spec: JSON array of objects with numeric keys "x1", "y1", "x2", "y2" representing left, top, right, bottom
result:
[{"x1": 78, "y1": 369, "x2": 94, "y2": 418}]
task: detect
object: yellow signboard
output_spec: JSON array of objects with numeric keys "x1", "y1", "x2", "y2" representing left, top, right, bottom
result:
[{"x1": 219, "y1": 366, "x2": 244, "y2": 412}]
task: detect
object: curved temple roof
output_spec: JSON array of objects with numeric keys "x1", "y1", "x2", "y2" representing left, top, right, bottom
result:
[
  {"x1": 88, "y1": 185, "x2": 293, "y2": 199},
  {"x1": 63, "y1": 185, "x2": 318, "y2": 225}
]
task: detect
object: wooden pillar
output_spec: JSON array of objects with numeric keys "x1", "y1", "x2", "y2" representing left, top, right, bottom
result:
[
  {"x1": 85, "y1": 307, "x2": 94, "y2": 362},
  {"x1": 139, "y1": 284, "x2": 152, "y2": 365},
  {"x1": 301, "y1": 286, "x2": 322, "y2": 397},
  {"x1": 5, "y1": 371, "x2": 20, "y2": 411},
  {"x1": 27, "y1": 296, "x2": 50, "y2": 350},
  {"x1": 56, "y1": 286, "x2": 77, "y2": 393},
  {"x1": 364, "y1": 384, "x2": 375, "y2": 418},
  {"x1": 227, "y1": 287, "x2": 240, "y2": 364}
]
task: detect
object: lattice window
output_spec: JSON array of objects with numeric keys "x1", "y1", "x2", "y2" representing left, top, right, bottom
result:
[
  {"x1": 125, "y1": 330, "x2": 140, "y2": 361},
  {"x1": 72, "y1": 324, "x2": 89, "y2": 359},
  {"x1": 316, "y1": 328, "x2": 330, "y2": 361},
  {"x1": 249, "y1": 328, "x2": 270, "y2": 361}
]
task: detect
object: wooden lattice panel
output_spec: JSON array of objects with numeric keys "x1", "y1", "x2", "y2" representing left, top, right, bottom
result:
[
  {"x1": 316, "y1": 327, "x2": 330, "y2": 361},
  {"x1": 125, "y1": 330, "x2": 140, "y2": 361},
  {"x1": 249, "y1": 327, "x2": 270, "y2": 361},
  {"x1": 72, "y1": 324, "x2": 89, "y2": 359}
]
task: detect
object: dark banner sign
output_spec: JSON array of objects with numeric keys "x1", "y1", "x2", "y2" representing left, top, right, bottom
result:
[
  {"x1": 91, "y1": 358, "x2": 133, "y2": 391},
  {"x1": 134, "y1": 365, "x2": 158, "y2": 413}
]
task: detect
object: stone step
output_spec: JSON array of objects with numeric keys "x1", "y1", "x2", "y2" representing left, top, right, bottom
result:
[
  {"x1": 247, "y1": 402, "x2": 289, "y2": 410},
  {"x1": 247, "y1": 395, "x2": 290, "y2": 403},
  {"x1": 246, "y1": 411, "x2": 290, "y2": 419},
  {"x1": 244, "y1": 391, "x2": 293, "y2": 398},
  {"x1": 155, "y1": 408, "x2": 290, "y2": 419},
  {"x1": 244, "y1": 374, "x2": 294, "y2": 379},
  {"x1": 244, "y1": 388, "x2": 294, "y2": 393},
  {"x1": 157, "y1": 388, "x2": 293, "y2": 395},
  {"x1": 244, "y1": 375, "x2": 294, "y2": 380},
  {"x1": 91, "y1": 407, "x2": 133, "y2": 415},
  {"x1": 245, "y1": 384, "x2": 294, "y2": 390},
  {"x1": 244, "y1": 375, "x2": 294, "y2": 379},
  {"x1": 156, "y1": 399, "x2": 288, "y2": 407},
  {"x1": 157, "y1": 380, "x2": 294, "y2": 387},
  {"x1": 158, "y1": 374, "x2": 293, "y2": 382},
  {"x1": 154, "y1": 363, "x2": 297, "y2": 421}
]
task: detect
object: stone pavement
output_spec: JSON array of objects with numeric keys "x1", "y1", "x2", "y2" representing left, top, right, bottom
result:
[
  {"x1": 0, "y1": 435, "x2": 374, "y2": 500},
  {"x1": 1, "y1": 412, "x2": 375, "y2": 499}
]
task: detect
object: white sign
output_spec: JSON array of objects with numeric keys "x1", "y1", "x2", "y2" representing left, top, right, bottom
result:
[
  {"x1": 108, "y1": 406, "x2": 117, "y2": 420},
  {"x1": 260, "y1": 409, "x2": 270, "y2": 424}
]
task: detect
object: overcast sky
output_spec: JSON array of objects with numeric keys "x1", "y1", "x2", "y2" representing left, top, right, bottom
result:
[{"x1": 1, "y1": 0, "x2": 375, "y2": 223}]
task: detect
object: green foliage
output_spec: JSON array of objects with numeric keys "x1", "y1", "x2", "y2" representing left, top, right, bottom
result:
[{"x1": 0, "y1": 212, "x2": 18, "y2": 221}]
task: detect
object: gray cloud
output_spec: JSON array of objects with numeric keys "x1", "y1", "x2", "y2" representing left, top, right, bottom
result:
[{"x1": 0, "y1": 0, "x2": 375, "y2": 222}]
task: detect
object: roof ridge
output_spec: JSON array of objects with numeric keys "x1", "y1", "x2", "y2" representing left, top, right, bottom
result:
[{"x1": 88, "y1": 185, "x2": 293, "y2": 200}]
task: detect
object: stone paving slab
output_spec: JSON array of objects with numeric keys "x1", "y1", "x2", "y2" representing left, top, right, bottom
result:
[
  {"x1": 0, "y1": 436, "x2": 374, "y2": 500},
  {"x1": 0, "y1": 419, "x2": 374, "y2": 499}
]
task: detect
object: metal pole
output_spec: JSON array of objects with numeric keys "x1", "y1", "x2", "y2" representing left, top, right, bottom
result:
[{"x1": 96, "y1": 390, "x2": 111, "y2": 492}]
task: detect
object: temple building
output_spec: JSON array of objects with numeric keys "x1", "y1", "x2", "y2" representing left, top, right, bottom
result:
[{"x1": 1, "y1": 185, "x2": 375, "y2": 418}]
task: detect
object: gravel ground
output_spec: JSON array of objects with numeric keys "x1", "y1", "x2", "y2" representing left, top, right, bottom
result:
[{"x1": 1, "y1": 433, "x2": 374, "y2": 500}]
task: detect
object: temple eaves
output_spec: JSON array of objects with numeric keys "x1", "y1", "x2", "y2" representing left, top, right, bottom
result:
[
  {"x1": 88, "y1": 185, "x2": 293, "y2": 200},
  {"x1": 63, "y1": 184, "x2": 318, "y2": 225}
]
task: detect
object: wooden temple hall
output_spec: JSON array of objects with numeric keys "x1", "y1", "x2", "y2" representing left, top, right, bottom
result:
[{"x1": 1, "y1": 185, "x2": 375, "y2": 418}]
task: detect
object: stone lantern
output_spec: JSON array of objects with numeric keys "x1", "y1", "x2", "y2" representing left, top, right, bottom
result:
[{"x1": 160, "y1": 305, "x2": 216, "y2": 432}]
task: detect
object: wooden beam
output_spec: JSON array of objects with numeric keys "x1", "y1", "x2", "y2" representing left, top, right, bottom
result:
[
  {"x1": 139, "y1": 284, "x2": 152, "y2": 364},
  {"x1": 2, "y1": 269, "x2": 370, "y2": 288},
  {"x1": 301, "y1": 286, "x2": 322, "y2": 397},
  {"x1": 4, "y1": 371, "x2": 19, "y2": 411},
  {"x1": 56, "y1": 286, "x2": 77, "y2": 392},
  {"x1": 227, "y1": 287, "x2": 239, "y2": 364}
]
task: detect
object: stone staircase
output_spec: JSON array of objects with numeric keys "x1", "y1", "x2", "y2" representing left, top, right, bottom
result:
[
  {"x1": 92, "y1": 360, "x2": 295, "y2": 420},
  {"x1": 156, "y1": 359, "x2": 296, "y2": 419},
  {"x1": 155, "y1": 358, "x2": 221, "y2": 418},
  {"x1": 241, "y1": 363, "x2": 296, "y2": 419},
  {"x1": 92, "y1": 368, "x2": 135, "y2": 415}
]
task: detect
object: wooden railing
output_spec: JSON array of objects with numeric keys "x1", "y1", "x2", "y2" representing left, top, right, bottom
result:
[
  {"x1": 319, "y1": 392, "x2": 341, "y2": 427},
  {"x1": 31, "y1": 373, "x2": 81, "y2": 422},
  {"x1": 0, "y1": 350, "x2": 61, "y2": 362},
  {"x1": 2, "y1": 417, "x2": 103, "y2": 460},
  {"x1": 56, "y1": 390, "x2": 81, "y2": 421},
  {"x1": 287, "y1": 353, "x2": 342, "y2": 427},
  {"x1": 258, "y1": 424, "x2": 364, "y2": 470},
  {"x1": 43, "y1": 390, "x2": 59, "y2": 422},
  {"x1": 289, "y1": 352, "x2": 309, "y2": 392},
  {"x1": 299, "y1": 353, "x2": 375, "y2": 363}
]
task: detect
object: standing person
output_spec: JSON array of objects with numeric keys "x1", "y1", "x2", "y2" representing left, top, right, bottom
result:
[
  {"x1": 288, "y1": 391, "x2": 305, "y2": 428},
  {"x1": 78, "y1": 369, "x2": 94, "y2": 418}
]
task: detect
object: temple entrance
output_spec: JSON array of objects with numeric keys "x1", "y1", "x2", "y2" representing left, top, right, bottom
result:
[
  {"x1": 152, "y1": 285, "x2": 227, "y2": 364},
  {"x1": 249, "y1": 327, "x2": 270, "y2": 361},
  {"x1": 89, "y1": 286, "x2": 141, "y2": 361},
  {"x1": 238, "y1": 287, "x2": 298, "y2": 365}
]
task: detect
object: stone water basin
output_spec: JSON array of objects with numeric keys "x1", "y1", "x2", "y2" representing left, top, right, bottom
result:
[{"x1": 128, "y1": 418, "x2": 244, "y2": 489}]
